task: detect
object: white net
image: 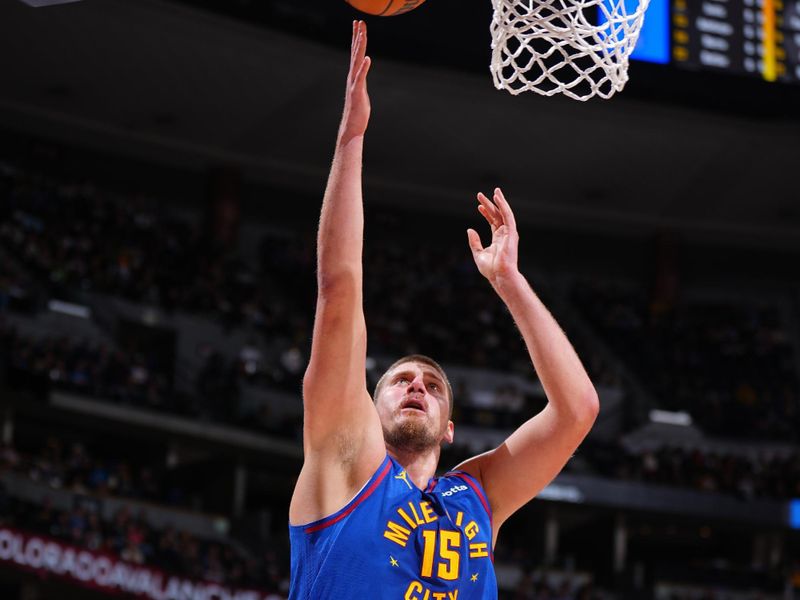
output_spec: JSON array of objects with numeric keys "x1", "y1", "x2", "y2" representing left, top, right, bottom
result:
[{"x1": 490, "y1": 0, "x2": 651, "y2": 101}]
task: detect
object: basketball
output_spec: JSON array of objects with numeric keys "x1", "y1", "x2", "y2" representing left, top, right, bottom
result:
[{"x1": 345, "y1": 0, "x2": 427, "y2": 17}]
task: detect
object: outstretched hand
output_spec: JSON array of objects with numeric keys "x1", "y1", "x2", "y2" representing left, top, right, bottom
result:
[
  {"x1": 339, "y1": 20, "x2": 372, "y2": 143},
  {"x1": 467, "y1": 188, "x2": 520, "y2": 289}
]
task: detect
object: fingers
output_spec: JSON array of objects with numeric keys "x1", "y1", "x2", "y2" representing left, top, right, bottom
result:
[
  {"x1": 466, "y1": 229, "x2": 484, "y2": 255},
  {"x1": 348, "y1": 22, "x2": 369, "y2": 91},
  {"x1": 492, "y1": 187, "x2": 517, "y2": 232},
  {"x1": 356, "y1": 55, "x2": 371, "y2": 86},
  {"x1": 476, "y1": 193, "x2": 501, "y2": 229},
  {"x1": 477, "y1": 205, "x2": 496, "y2": 233},
  {"x1": 349, "y1": 22, "x2": 358, "y2": 74},
  {"x1": 351, "y1": 21, "x2": 367, "y2": 67}
]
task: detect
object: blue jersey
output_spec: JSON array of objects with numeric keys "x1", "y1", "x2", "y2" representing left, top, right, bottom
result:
[{"x1": 289, "y1": 454, "x2": 497, "y2": 599}]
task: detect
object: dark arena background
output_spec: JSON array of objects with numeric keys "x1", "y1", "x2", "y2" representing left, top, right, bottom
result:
[{"x1": 1, "y1": 0, "x2": 800, "y2": 598}]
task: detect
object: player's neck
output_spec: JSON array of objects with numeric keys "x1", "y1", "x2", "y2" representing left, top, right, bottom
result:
[{"x1": 386, "y1": 444, "x2": 440, "y2": 490}]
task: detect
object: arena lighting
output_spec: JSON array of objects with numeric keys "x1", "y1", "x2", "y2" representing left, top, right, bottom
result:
[
  {"x1": 16, "y1": 0, "x2": 82, "y2": 6},
  {"x1": 790, "y1": 500, "x2": 800, "y2": 529},
  {"x1": 48, "y1": 299, "x2": 91, "y2": 319},
  {"x1": 537, "y1": 483, "x2": 585, "y2": 503},
  {"x1": 649, "y1": 409, "x2": 693, "y2": 426}
]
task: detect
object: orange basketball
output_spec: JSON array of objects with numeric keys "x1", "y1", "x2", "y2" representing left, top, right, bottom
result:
[{"x1": 345, "y1": 0, "x2": 427, "y2": 17}]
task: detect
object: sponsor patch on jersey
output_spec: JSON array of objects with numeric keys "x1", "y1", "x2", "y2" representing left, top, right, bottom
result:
[{"x1": 440, "y1": 484, "x2": 468, "y2": 498}]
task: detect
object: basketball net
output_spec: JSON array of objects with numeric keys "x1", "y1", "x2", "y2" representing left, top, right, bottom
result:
[{"x1": 490, "y1": 0, "x2": 651, "y2": 101}]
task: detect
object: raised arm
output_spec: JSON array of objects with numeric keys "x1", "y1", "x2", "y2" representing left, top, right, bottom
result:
[
  {"x1": 290, "y1": 21, "x2": 385, "y2": 525},
  {"x1": 457, "y1": 189, "x2": 599, "y2": 541}
]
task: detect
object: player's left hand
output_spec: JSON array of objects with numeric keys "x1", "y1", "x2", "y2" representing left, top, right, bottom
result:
[{"x1": 467, "y1": 188, "x2": 520, "y2": 289}]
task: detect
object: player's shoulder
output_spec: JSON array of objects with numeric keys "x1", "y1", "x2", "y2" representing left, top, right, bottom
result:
[
  {"x1": 447, "y1": 452, "x2": 487, "y2": 489},
  {"x1": 435, "y1": 467, "x2": 492, "y2": 518}
]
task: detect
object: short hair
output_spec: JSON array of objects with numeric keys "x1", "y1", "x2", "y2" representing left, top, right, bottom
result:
[{"x1": 373, "y1": 354, "x2": 453, "y2": 418}]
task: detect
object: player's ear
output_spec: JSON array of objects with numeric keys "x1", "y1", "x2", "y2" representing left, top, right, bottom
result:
[{"x1": 443, "y1": 421, "x2": 454, "y2": 445}]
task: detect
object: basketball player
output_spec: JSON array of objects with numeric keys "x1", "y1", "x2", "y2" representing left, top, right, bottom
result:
[{"x1": 289, "y1": 22, "x2": 599, "y2": 599}]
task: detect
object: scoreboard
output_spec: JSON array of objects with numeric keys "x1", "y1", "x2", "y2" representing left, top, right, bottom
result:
[{"x1": 630, "y1": 0, "x2": 800, "y2": 84}]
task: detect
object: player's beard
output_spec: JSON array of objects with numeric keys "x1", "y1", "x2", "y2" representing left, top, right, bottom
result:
[{"x1": 382, "y1": 415, "x2": 440, "y2": 452}]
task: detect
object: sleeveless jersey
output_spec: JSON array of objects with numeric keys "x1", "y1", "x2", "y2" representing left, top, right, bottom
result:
[{"x1": 289, "y1": 454, "x2": 497, "y2": 600}]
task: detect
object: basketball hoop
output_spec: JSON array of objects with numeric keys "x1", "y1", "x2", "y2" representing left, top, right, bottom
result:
[{"x1": 490, "y1": 0, "x2": 651, "y2": 101}]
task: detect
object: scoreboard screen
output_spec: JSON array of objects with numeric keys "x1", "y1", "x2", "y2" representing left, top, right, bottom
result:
[{"x1": 627, "y1": 0, "x2": 800, "y2": 84}]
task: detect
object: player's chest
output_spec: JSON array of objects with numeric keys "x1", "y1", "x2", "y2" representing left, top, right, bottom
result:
[{"x1": 367, "y1": 485, "x2": 494, "y2": 596}]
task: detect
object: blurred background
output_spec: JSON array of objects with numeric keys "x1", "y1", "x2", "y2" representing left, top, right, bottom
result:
[{"x1": 0, "y1": 0, "x2": 799, "y2": 598}]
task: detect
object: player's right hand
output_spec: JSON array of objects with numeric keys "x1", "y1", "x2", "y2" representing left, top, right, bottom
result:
[
  {"x1": 339, "y1": 21, "x2": 372, "y2": 143},
  {"x1": 467, "y1": 188, "x2": 521, "y2": 292}
]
